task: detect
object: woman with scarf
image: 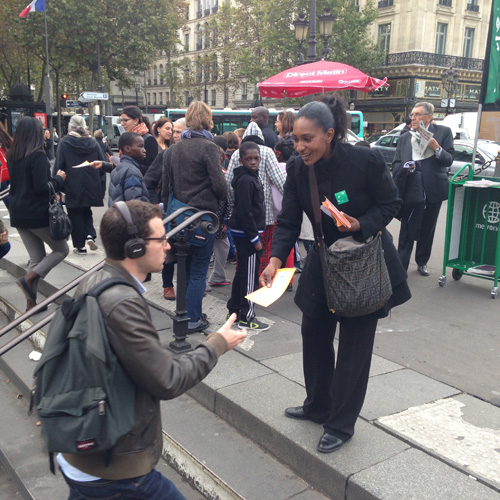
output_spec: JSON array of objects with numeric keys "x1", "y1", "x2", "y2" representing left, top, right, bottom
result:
[
  {"x1": 120, "y1": 106, "x2": 158, "y2": 173},
  {"x1": 161, "y1": 101, "x2": 227, "y2": 334},
  {"x1": 54, "y1": 115, "x2": 106, "y2": 254}
]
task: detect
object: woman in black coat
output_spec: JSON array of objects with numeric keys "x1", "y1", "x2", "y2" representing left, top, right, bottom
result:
[
  {"x1": 260, "y1": 97, "x2": 411, "y2": 454},
  {"x1": 54, "y1": 115, "x2": 106, "y2": 254},
  {"x1": 8, "y1": 117, "x2": 69, "y2": 311}
]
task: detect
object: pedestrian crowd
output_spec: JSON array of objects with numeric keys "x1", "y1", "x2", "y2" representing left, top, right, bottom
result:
[{"x1": 0, "y1": 96, "x2": 457, "y2": 499}]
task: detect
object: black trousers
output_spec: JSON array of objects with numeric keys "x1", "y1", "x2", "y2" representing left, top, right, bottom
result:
[
  {"x1": 227, "y1": 237, "x2": 260, "y2": 322},
  {"x1": 67, "y1": 206, "x2": 97, "y2": 249},
  {"x1": 397, "y1": 200, "x2": 442, "y2": 270},
  {"x1": 301, "y1": 313, "x2": 377, "y2": 441}
]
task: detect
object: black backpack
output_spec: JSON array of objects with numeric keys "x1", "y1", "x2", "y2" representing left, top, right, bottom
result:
[{"x1": 31, "y1": 278, "x2": 137, "y2": 473}]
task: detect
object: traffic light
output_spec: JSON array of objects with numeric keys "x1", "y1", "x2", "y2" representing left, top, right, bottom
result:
[{"x1": 60, "y1": 93, "x2": 69, "y2": 107}]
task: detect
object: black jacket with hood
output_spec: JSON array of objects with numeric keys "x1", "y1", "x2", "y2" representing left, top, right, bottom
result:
[
  {"x1": 54, "y1": 133, "x2": 106, "y2": 208},
  {"x1": 229, "y1": 165, "x2": 265, "y2": 244}
]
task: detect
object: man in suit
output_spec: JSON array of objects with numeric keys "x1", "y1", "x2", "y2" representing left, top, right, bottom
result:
[{"x1": 392, "y1": 102, "x2": 454, "y2": 275}]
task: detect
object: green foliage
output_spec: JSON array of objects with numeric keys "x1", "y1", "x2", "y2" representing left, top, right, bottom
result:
[
  {"x1": 5, "y1": 0, "x2": 185, "y2": 102},
  {"x1": 201, "y1": 0, "x2": 382, "y2": 102}
]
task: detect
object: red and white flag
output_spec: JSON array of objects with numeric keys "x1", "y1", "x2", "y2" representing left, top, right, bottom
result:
[{"x1": 19, "y1": 0, "x2": 45, "y2": 18}]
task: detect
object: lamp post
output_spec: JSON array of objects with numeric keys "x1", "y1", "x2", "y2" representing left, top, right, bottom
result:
[
  {"x1": 294, "y1": 2, "x2": 335, "y2": 65},
  {"x1": 134, "y1": 81, "x2": 141, "y2": 106},
  {"x1": 441, "y1": 67, "x2": 459, "y2": 116}
]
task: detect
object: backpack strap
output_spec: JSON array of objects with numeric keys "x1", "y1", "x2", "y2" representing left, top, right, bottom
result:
[{"x1": 87, "y1": 277, "x2": 137, "y2": 298}]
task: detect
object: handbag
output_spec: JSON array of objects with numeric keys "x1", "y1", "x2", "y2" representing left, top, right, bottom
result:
[
  {"x1": 48, "y1": 182, "x2": 72, "y2": 241},
  {"x1": 400, "y1": 168, "x2": 425, "y2": 217},
  {"x1": 308, "y1": 166, "x2": 392, "y2": 317},
  {"x1": 165, "y1": 193, "x2": 214, "y2": 247}
]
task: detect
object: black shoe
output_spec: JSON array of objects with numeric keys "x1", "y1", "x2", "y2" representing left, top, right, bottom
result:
[
  {"x1": 417, "y1": 264, "x2": 429, "y2": 276},
  {"x1": 187, "y1": 318, "x2": 210, "y2": 334},
  {"x1": 317, "y1": 433, "x2": 344, "y2": 453},
  {"x1": 284, "y1": 406, "x2": 312, "y2": 421}
]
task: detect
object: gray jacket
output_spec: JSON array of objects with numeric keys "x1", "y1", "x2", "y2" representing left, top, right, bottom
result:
[{"x1": 63, "y1": 260, "x2": 227, "y2": 479}]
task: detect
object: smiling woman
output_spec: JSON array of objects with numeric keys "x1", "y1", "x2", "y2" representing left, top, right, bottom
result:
[{"x1": 260, "y1": 96, "x2": 411, "y2": 454}]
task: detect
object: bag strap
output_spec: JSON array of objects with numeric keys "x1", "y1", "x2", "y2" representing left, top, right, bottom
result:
[
  {"x1": 88, "y1": 277, "x2": 137, "y2": 298},
  {"x1": 307, "y1": 165, "x2": 324, "y2": 244}
]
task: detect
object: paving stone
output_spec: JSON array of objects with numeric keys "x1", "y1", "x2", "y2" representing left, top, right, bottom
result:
[
  {"x1": 361, "y1": 368, "x2": 461, "y2": 421},
  {"x1": 347, "y1": 448, "x2": 500, "y2": 500}
]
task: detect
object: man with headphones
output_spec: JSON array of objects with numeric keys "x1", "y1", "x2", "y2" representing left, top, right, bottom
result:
[{"x1": 56, "y1": 200, "x2": 247, "y2": 499}]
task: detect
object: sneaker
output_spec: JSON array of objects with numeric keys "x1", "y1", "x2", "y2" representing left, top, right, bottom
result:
[
  {"x1": 208, "y1": 280, "x2": 231, "y2": 286},
  {"x1": 187, "y1": 318, "x2": 210, "y2": 334},
  {"x1": 86, "y1": 236, "x2": 98, "y2": 251},
  {"x1": 2, "y1": 214, "x2": 10, "y2": 220},
  {"x1": 163, "y1": 287, "x2": 175, "y2": 300},
  {"x1": 238, "y1": 318, "x2": 270, "y2": 332},
  {"x1": 227, "y1": 256, "x2": 237, "y2": 264},
  {"x1": 73, "y1": 247, "x2": 87, "y2": 255}
]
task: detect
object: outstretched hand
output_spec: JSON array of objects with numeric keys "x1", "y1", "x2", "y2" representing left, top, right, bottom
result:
[{"x1": 216, "y1": 313, "x2": 247, "y2": 350}]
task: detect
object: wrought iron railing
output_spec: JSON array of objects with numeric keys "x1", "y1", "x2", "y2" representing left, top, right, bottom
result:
[
  {"x1": 382, "y1": 51, "x2": 484, "y2": 71},
  {"x1": 439, "y1": 0, "x2": 452, "y2": 7},
  {"x1": 378, "y1": 0, "x2": 393, "y2": 7}
]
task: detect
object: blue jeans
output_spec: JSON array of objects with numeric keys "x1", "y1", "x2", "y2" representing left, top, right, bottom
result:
[
  {"x1": 62, "y1": 468, "x2": 186, "y2": 500},
  {"x1": 0, "y1": 242, "x2": 10, "y2": 259},
  {"x1": 185, "y1": 234, "x2": 216, "y2": 325}
]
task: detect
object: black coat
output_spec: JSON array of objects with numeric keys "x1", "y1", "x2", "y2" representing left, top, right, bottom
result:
[
  {"x1": 392, "y1": 123, "x2": 454, "y2": 204},
  {"x1": 8, "y1": 149, "x2": 64, "y2": 229},
  {"x1": 271, "y1": 140, "x2": 411, "y2": 319},
  {"x1": 54, "y1": 135, "x2": 106, "y2": 208}
]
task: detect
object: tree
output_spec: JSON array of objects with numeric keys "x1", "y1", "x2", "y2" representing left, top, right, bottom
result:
[
  {"x1": 16, "y1": 0, "x2": 185, "y2": 107},
  {"x1": 203, "y1": 0, "x2": 382, "y2": 104}
]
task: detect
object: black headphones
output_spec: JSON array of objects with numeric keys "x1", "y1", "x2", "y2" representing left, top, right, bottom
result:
[{"x1": 114, "y1": 201, "x2": 146, "y2": 259}]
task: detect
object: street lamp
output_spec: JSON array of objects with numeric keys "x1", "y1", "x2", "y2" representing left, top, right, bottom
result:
[
  {"x1": 135, "y1": 81, "x2": 141, "y2": 106},
  {"x1": 441, "y1": 67, "x2": 459, "y2": 116},
  {"x1": 294, "y1": 2, "x2": 335, "y2": 65},
  {"x1": 318, "y1": 8, "x2": 335, "y2": 59}
]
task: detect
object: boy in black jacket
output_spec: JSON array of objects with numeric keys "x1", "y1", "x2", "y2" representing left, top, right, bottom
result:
[{"x1": 227, "y1": 141, "x2": 270, "y2": 332}]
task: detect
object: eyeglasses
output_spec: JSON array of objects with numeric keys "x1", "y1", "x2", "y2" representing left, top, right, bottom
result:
[
  {"x1": 410, "y1": 113, "x2": 430, "y2": 119},
  {"x1": 120, "y1": 118, "x2": 132, "y2": 123},
  {"x1": 144, "y1": 235, "x2": 168, "y2": 243}
]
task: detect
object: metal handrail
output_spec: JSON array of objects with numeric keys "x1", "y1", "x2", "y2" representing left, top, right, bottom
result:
[{"x1": 0, "y1": 209, "x2": 218, "y2": 356}]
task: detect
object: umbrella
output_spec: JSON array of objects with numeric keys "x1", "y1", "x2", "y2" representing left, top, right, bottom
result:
[{"x1": 257, "y1": 60, "x2": 388, "y2": 99}]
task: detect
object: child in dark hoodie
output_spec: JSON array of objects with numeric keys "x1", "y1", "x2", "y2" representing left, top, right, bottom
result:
[
  {"x1": 227, "y1": 141, "x2": 270, "y2": 332},
  {"x1": 108, "y1": 132, "x2": 150, "y2": 207}
]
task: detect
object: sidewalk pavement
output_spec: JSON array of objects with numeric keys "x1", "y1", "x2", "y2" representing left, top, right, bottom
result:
[{"x1": 0, "y1": 229, "x2": 499, "y2": 500}]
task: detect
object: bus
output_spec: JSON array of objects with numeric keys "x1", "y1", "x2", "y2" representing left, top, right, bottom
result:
[{"x1": 166, "y1": 108, "x2": 364, "y2": 139}]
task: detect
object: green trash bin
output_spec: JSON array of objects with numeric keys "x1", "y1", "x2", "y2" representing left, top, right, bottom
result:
[{"x1": 440, "y1": 165, "x2": 500, "y2": 298}]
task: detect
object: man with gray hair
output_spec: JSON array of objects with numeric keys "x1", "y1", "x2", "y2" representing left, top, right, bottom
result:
[
  {"x1": 392, "y1": 102, "x2": 454, "y2": 275},
  {"x1": 172, "y1": 118, "x2": 186, "y2": 143}
]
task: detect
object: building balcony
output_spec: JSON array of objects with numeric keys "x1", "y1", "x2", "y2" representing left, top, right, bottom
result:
[
  {"x1": 382, "y1": 51, "x2": 483, "y2": 71},
  {"x1": 204, "y1": 8, "x2": 210, "y2": 16},
  {"x1": 197, "y1": 10, "x2": 202, "y2": 18},
  {"x1": 438, "y1": 0, "x2": 452, "y2": 6},
  {"x1": 466, "y1": 3, "x2": 479, "y2": 11},
  {"x1": 378, "y1": 0, "x2": 393, "y2": 7},
  {"x1": 212, "y1": 5, "x2": 218, "y2": 13}
]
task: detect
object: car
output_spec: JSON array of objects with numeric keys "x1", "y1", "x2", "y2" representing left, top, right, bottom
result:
[
  {"x1": 449, "y1": 139, "x2": 500, "y2": 178},
  {"x1": 371, "y1": 131, "x2": 401, "y2": 168},
  {"x1": 366, "y1": 132, "x2": 385, "y2": 144}
]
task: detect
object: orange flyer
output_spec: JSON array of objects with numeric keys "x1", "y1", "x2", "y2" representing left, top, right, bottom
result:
[{"x1": 322, "y1": 197, "x2": 351, "y2": 228}]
